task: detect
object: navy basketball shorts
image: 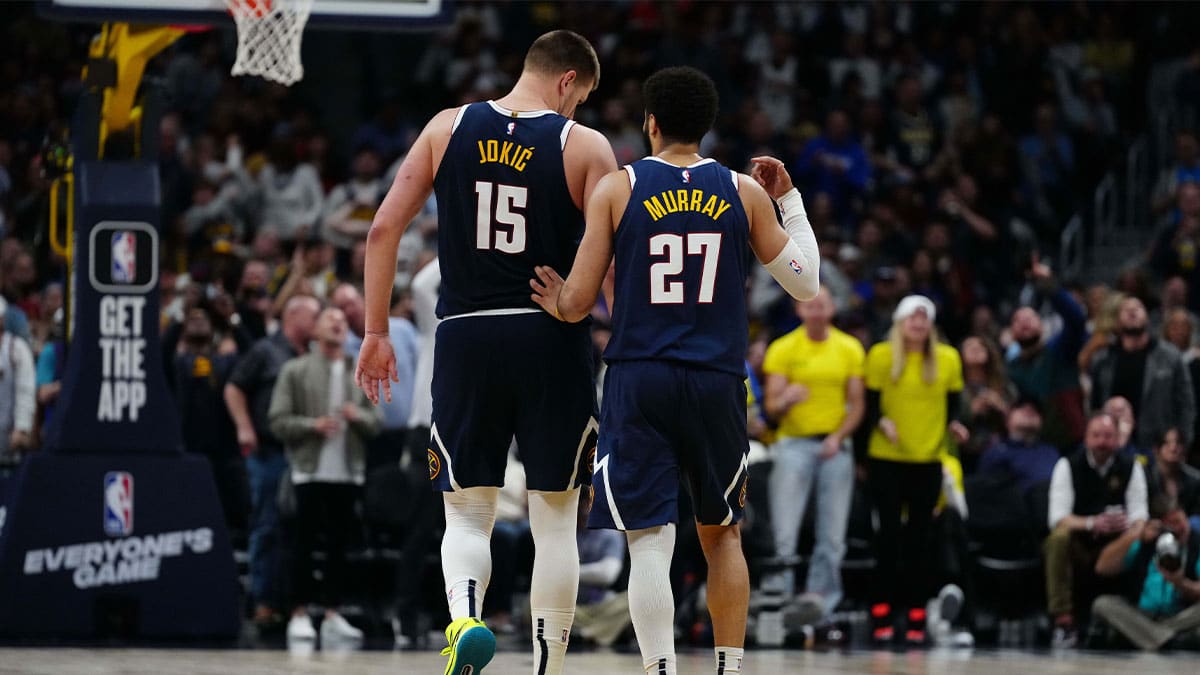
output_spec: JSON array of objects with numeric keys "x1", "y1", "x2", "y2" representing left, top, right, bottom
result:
[
  {"x1": 428, "y1": 312, "x2": 597, "y2": 492},
  {"x1": 589, "y1": 360, "x2": 750, "y2": 531}
]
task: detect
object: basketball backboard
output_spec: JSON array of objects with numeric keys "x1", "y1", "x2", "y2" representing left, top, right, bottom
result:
[{"x1": 39, "y1": 0, "x2": 453, "y2": 30}]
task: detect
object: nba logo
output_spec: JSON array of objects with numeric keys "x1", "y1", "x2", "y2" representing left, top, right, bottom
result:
[
  {"x1": 103, "y1": 471, "x2": 134, "y2": 536},
  {"x1": 111, "y1": 232, "x2": 137, "y2": 283},
  {"x1": 681, "y1": 169, "x2": 690, "y2": 183},
  {"x1": 506, "y1": 122, "x2": 516, "y2": 136}
]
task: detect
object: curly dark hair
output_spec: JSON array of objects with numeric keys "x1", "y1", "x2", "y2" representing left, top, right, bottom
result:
[{"x1": 643, "y1": 66, "x2": 718, "y2": 146}]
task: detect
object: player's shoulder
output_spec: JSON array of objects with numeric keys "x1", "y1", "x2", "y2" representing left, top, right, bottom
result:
[
  {"x1": 732, "y1": 169, "x2": 772, "y2": 213},
  {"x1": 562, "y1": 122, "x2": 613, "y2": 156},
  {"x1": 420, "y1": 106, "x2": 468, "y2": 139},
  {"x1": 563, "y1": 121, "x2": 607, "y2": 144},
  {"x1": 582, "y1": 165, "x2": 632, "y2": 208},
  {"x1": 733, "y1": 169, "x2": 768, "y2": 197}
]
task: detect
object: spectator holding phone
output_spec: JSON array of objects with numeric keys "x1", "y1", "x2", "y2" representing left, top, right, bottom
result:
[{"x1": 1044, "y1": 412, "x2": 1149, "y2": 648}]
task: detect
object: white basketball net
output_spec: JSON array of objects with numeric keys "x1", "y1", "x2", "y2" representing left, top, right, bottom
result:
[{"x1": 227, "y1": 0, "x2": 313, "y2": 86}]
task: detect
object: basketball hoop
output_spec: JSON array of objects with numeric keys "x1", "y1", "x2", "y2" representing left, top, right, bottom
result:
[{"x1": 226, "y1": 0, "x2": 312, "y2": 86}]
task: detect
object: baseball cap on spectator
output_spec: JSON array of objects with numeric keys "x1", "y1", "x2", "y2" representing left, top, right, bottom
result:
[{"x1": 893, "y1": 294, "x2": 936, "y2": 323}]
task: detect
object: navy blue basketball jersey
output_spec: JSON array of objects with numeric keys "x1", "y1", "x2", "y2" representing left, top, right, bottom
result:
[
  {"x1": 432, "y1": 101, "x2": 583, "y2": 317},
  {"x1": 604, "y1": 157, "x2": 750, "y2": 375}
]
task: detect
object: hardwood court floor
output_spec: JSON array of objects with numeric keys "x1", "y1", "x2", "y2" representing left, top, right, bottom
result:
[{"x1": 0, "y1": 648, "x2": 1197, "y2": 675}]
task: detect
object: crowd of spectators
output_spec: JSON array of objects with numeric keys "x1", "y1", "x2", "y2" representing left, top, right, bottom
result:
[{"x1": 5, "y1": 0, "x2": 1200, "y2": 652}]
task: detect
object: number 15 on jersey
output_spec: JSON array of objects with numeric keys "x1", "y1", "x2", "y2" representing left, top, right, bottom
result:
[{"x1": 475, "y1": 180, "x2": 528, "y2": 254}]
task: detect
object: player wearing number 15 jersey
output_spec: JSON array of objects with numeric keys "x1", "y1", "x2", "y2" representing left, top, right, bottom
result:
[
  {"x1": 530, "y1": 67, "x2": 821, "y2": 675},
  {"x1": 356, "y1": 31, "x2": 617, "y2": 675}
]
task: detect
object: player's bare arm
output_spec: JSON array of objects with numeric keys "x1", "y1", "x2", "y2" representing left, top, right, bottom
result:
[
  {"x1": 531, "y1": 168, "x2": 626, "y2": 322},
  {"x1": 563, "y1": 124, "x2": 620, "y2": 211},
  {"x1": 741, "y1": 156, "x2": 821, "y2": 301},
  {"x1": 528, "y1": 120, "x2": 617, "y2": 322},
  {"x1": 356, "y1": 107, "x2": 456, "y2": 405}
]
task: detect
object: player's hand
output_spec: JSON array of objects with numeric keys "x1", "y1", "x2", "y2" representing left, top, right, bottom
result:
[
  {"x1": 236, "y1": 424, "x2": 258, "y2": 456},
  {"x1": 313, "y1": 416, "x2": 340, "y2": 437},
  {"x1": 356, "y1": 334, "x2": 398, "y2": 405},
  {"x1": 749, "y1": 156, "x2": 796, "y2": 200},
  {"x1": 530, "y1": 266, "x2": 567, "y2": 321},
  {"x1": 341, "y1": 402, "x2": 360, "y2": 423},
  {"x1": 819, "y1": 435, "x2": 842, "y2": 459},
  {"x1": 879, "y1": 417, "x2": 899, "y2": 444}
]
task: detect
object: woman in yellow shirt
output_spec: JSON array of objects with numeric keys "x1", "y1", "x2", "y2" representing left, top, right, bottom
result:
[{"x1": 860, "y1": 295, "x2": 967, "y2": 646}]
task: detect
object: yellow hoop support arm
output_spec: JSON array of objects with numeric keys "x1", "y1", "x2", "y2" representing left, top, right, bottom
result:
[
  {"x1": 93, "y1": 23, "x2": 186, "y2": 137},
  {"x1": 49, "y1": 173, "x2": 75, "y2": 262}
]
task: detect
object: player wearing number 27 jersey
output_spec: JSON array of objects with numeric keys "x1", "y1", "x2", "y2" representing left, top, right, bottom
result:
[
  {"x1": 531, "y1": 67, "x2": 821, "y2": 675},
  {"x1": 357, "y1": 31, "x2": 617, "y2": 675}
]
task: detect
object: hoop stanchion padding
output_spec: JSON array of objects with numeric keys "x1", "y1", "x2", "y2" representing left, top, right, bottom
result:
[{"x1": 0, "y1": 453, "x2": 239, "y2": 639}]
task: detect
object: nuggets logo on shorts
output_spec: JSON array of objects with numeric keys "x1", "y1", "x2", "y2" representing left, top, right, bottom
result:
[
  {"x1": 427, "y1": 449, "x2": 441, "y2": 481},
  {"x1": 738, "y1": 475, "x2": 748, "y2": 509}
]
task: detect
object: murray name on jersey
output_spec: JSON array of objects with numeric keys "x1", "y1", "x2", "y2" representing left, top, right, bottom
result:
[{"x1": 642, "y1": 188, "x2": 734, "y2": 222}]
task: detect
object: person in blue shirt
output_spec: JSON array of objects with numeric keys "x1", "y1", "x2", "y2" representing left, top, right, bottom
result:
[
  {"x1": 1093, "y1": 506, "x2": 1200, "y2": 650},
  {"x1": 793, "y1": 109, "x2": 871, "y2": 229},
  {"x1": 35, "y1": 339, "x2": 64, "y2": 436},
  {"x1": 977, "y1": 399, "x2": 1061, "y2": 498}
]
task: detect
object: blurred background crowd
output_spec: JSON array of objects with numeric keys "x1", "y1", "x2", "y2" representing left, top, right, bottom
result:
[{"x1": 4, "y1": 0, "x2": 1200, "y2": 652}]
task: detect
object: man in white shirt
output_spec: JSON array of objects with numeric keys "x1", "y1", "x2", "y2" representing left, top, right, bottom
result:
[
  {"x1": 269, "y1": 307, "x2": 382, "y2": 647},
  {"x1": 1044, "y1": 412, "x2": 1148, "y2": 648}
]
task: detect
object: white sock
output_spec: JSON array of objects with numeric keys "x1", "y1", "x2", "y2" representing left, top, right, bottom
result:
[
  {"x1": 715, "y1": 646, "x2": 744, "y2": 674},
  {"x1": 644, "y1": 655, "x2": 677, "y2": 675},
  {"x1": 532, "y1": 608, "x2": 574, "y2": 675},
  {"x1": 528, "y1": 490, "x2": 581, "y2": 674},
  {"x1": 627, "y1": 525, "x2": 677, "y2": 675},
  {"x1": 442, "y1": 487, "x2": 498, "y2": 620}
]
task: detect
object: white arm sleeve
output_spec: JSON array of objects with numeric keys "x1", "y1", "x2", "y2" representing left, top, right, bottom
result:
[{"x1": 763, "y1": 189, "x2": 820, "y2": 301}]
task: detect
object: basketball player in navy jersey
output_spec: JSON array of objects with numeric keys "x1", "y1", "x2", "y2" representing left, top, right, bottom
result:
[
  {"x1": 530, "y1": 67, "x2": 820, "y2": 675},
  {"x1": 356, "y1": 31, "x2": 617, "y2": 675}
]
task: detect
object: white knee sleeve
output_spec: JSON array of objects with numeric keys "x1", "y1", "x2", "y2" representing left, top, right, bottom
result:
[
  {"x1": 442, "y1": 487, "x2": 498, "y2": 620},
  {"x1": 627, "y1": 524, "x2": 678, "y2": 674},
  {"x1": 528, "y1": 489, "x2": 581, "y2": 611}
]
